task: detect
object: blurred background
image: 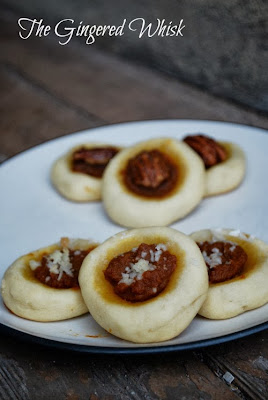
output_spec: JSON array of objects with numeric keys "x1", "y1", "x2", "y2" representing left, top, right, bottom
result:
[{"x1": 1, "y1": 0, "x2": 267, "y2": 159}]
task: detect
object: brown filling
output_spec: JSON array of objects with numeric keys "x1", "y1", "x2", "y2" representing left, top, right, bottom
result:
[
  {"x1": 72, "y1": 146, "x2": 119, "y2": 178},
  {"x1": 197, "y1": 241, "x2": 247, "y2": 283},
  {"x1": 104, "y1": 243, "x2": 176, "y2": 302},
  {"x1": 183, "y1": 134, "x2": 227, "y2": 169},
  {"x1": 34, "y1": 249, "x2": 91, "y2": 289},
  {"x1": 124, "y1": 150, "x2": 178, "y2": 197}
]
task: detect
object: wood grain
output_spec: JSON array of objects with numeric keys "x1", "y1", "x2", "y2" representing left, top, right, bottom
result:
[
  {"x1": 0, "y1": 356, "x2": 30, "y2": 400},
  {"x1": 0, "y1": 64, "x2": 105, "y2": 157},
  {"x1": 199, "y1": 330, "x2": 268, "y2": 400},
  {"x1": 0, "y1": 332, "x2": 243, "y2": 400},
  {"x1": 1, "y1": 6, "x2": 267, "y2": 135}
]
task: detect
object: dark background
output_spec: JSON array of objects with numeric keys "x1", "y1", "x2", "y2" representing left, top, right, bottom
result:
[{"x1": 2, "y1": 0, "x2": 268, "y2": 112}]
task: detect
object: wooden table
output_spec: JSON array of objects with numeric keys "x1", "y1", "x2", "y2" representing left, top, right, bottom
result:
[{"x1": 1, "y1": 6, "x2": 267, "y2": 400}]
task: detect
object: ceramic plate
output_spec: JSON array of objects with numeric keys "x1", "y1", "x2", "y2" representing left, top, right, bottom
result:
[{"x1": 1, "y1": 120, "x2": 267, "y2": 353}]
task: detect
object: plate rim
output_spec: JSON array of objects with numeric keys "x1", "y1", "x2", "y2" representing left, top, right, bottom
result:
[
  {"x1": 1, "y1": 119, "x2": 267, "y2": 353},
  {"x1": 1, "y1": 321, "x2": 267, "y2": 354},
  {"x1": 1, "y1": 119, "x2": 267, "y2": 167}
]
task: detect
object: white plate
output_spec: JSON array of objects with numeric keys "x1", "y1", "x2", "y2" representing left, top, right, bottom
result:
[{"x1": 1, "y1": 120, "x2": 268, "y2": 353}]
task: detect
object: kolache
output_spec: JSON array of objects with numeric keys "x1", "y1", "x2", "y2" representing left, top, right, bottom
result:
[
  {"x1": 51, "y1": 143, "x2": 121, "y2": 201},
  {"x1": 79, "y1": 227, "x2": 209, "y2": 343},
  {"x1": 183, "y1": 134, "x2": 246, "y2": 197},
  {"x1": 1, "y1": 238, "x2": 98, "y2": 321},
  {"x1": 102, "y1": 137, "x2": 205, "y2": 227},
  {"x1": 191, "y1": 228, "x2": 268, "y2": 319}
]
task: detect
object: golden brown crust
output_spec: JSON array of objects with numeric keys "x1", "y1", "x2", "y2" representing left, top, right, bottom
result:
[
  {"x1": 191, "y1": 229, "x2": 268, "y2": 319},
  {"x1": 183, "y1": 137, "x2": 246, "y2": 197},
  {"x1": 102, "y1": 138, "x2": 205, "y2": 227},
  {"x1": 204, "y1": 142, "x2": 246, "y2": 196},
  {"x1": 79, "y1": 227, "x2": 209, "y2": 343},
  {"x1": 51, "y1": 143, "x2": 122, "y2": 201},
  {"x1": 1, "y1": 239, "x2": 98, "y2": 321}
]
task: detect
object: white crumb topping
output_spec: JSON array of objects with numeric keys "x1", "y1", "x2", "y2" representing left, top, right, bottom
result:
[
  {"x1": 29, "y1": 260, "x2": 41, "y2": 271},
  {"x1": 228, "y1": 229, "x2": 255, "y2": 242},
  {"x1": 202, "y1": 245, "x2": 233, "y2": 269},
  {"x1": 149, "y1": 249, "x2": 155, "y2": 262},
  {"x1": 149, "y1": 243, "x2": 167, "y2": 263},
  {"x1": 209, "y1": 230, "x2": 237, "y2": 246},
  {"x1": 202, "y1": 248, "x2": 223, "y2": 269},
  {"x1": 119, "y1": 243, "x2": 168, "y2": 286},
  {"x1": 74, "y1": 250, "x2": 81, "y2": 256},
  {"x1": 156, "y1": 244, "x2": 167, "y2": 251},
  {"x1": 45, "y1": 248, "x2": 73, "y2": 280},
  {"x1": 212, "y1": 228, "x2": 254, "y2": 243},
  {"x1": 119, "y1": 259, "x2": 155, "y2": 285}
]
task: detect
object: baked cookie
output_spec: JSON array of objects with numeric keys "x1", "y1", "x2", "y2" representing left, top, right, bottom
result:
[
  {"x1": 102, "y1": 138, "x2": 205, "y2": 227},
  {"x1": 1, "y1": 238, "x2": 97, "y2": 321},
  {"x1": 190, "y1": 228, "x2": 268, "y2": 319},
  {"x1": 51, "y1": 143, "x2": 120, "y2": 201},
  {"x1": 183, "y1": 134, "x2": 246, "y2": 196},
  {"x1": 79, "y1": 227, "x2": 208, "y2": 343}
]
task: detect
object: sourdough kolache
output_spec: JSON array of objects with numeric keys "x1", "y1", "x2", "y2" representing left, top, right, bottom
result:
[
  {"x1": 1, "y1": 238, "x2": 97, "y2": 321},
  {"x1": 102, "y1": 138, "x2": 205, "y2": 227},
  {"x1": 51, "y1": 143, "x2": 120, "y2": 201},
  {"x1": 190, "y1": 228, "x2": 268, "y2": 319},
  {"x1": 79, "y1": 227, "x2": 208, "y2": 343},
  {"x1": 183, "y1": 134, "x2": 246, "y2": 196}
]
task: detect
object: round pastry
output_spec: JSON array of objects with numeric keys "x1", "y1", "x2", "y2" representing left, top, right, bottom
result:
[
  {"x1": 1, "y1": 238, "x2": 98, "y2": 321},
  {"x1": 79, "y1": 227, "x2": 208, "y2": 343},
  {"x1": 190, "y1": 228, "x2": 268, "y2": 319},
  {"x1": 51, "y1": 143, "x2": 121, "y2": 201},
  {"x1": 183, "y1": 134, "x2": 246, "y2": 196},
  {"x1": 102, "y1": 138, "x2": 205, "y2": 227}
]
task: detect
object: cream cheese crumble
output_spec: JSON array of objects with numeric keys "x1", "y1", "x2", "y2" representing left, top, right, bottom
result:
[{"x1": 119, "y1": 243, "x2": 167, "y2": 285}]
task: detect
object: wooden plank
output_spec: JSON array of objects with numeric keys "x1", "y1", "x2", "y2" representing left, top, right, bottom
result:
[
  {"x1": 0, "y1": 7, "x2": 267, "y2": 130},
  {"x1": 0, "y1": 64, "x2": 105, "y2": 157},
  {"x1": 0, "y1": 332, "x2": 241, "y2": 400},
  {"x1": 197, "y1": 330, "x2": 268, "y2": 400},
  {"x1": 0, "y1": 356, "x2": 30, "y2": 400}
]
